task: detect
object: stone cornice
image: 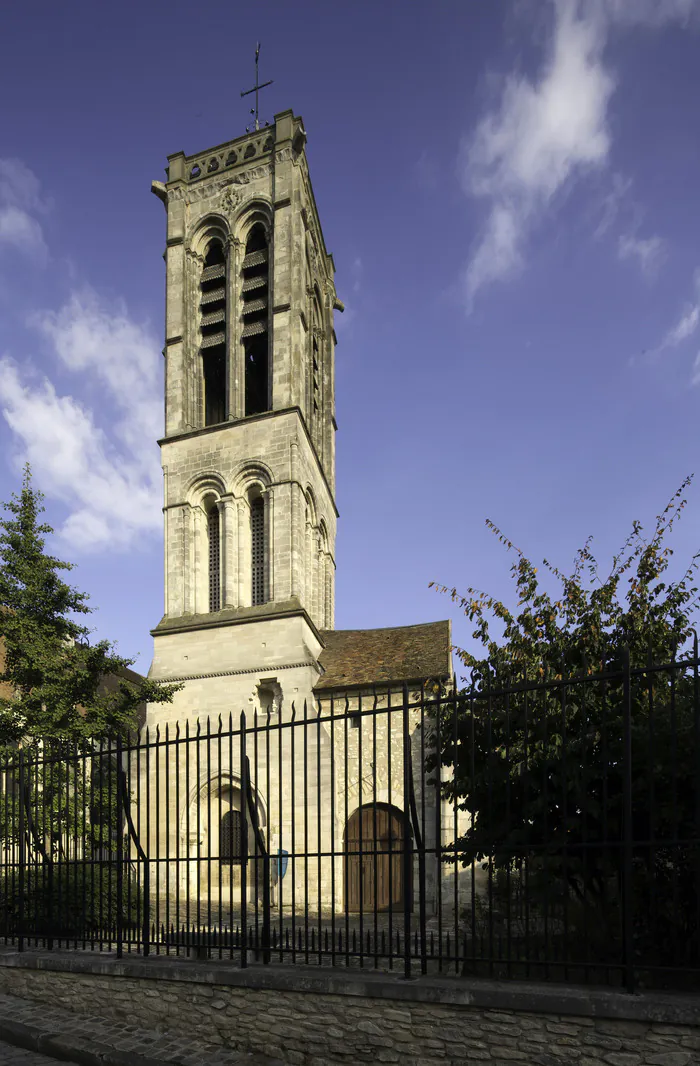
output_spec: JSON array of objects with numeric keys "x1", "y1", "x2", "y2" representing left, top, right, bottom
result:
[
  {"x1": 151, "y1": 659, "x2": 321, "y2": 685},
  {"x1": 158, "y1": 407, "x2": 338, "y2": 518},
  {"x1": 151, "y1": 599, "x2": 325, "y2": 646}
]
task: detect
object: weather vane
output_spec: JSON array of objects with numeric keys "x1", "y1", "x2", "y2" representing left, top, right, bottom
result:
[{"x1": 241, "y1": 43, "x2": 273, "y2": 132}]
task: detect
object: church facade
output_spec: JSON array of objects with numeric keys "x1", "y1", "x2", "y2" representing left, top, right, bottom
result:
[{"x1": 145, "y1": 111, "x2": 456, "y2": 919}]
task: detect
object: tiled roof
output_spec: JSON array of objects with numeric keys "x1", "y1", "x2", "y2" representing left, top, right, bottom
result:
[{"x1": 315, "y1": 620, "x2": 451, "y2": 691}]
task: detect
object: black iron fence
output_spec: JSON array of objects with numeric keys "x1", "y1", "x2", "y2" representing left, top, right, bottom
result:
[{"x1": 0, "y1": 644, "x2": 699, "y2": 991}]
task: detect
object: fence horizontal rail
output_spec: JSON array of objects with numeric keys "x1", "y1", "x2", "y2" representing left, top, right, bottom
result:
[{"x1": 0, "y1": 649, "x2": 698, "y2": 991}]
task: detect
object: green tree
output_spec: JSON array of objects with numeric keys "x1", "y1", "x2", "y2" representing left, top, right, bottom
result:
[
  {"x1": 429, "y1": 479, "x2": 700, "y2": 976},
  {"x1": 0, "y1": 467, "x2": 178, "y2": 937},
  {"x1": 0, "y1": 465, "x2": 177, "y2": 746}
]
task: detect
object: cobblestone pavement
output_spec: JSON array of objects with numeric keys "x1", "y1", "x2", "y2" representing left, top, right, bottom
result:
[
  {"x1": 0, "y1": 993, "x2": 284, "y2": 1065},
  {"x1": 0, "y1": 1040, "x2": 60, "y2": 1064}
]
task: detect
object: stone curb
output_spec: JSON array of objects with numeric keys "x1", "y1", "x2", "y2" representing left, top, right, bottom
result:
[
  {"x1": 0, "y1": 1016, "x2": 192, "y2": 1066},
  {"x1": 0, "y1": 1011, "x2": 286, "y2": 1066}
]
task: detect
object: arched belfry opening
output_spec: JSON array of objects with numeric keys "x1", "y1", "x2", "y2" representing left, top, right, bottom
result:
[
  {"x1": 241, "y1": 223, "x2": 270, "y2": 416},
  {"x1": 200, "y1": 238, "x2": 228, "y2": 427}
]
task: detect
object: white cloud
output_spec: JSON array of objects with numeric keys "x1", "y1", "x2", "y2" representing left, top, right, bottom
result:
[
  {"x1": 692, "y1": 351, "x2": 700, "y2": 386},
  {"x1": 658, "y1": 272, "x2": 700, "y2": 354},
  {"x1": 666, "y1": 304, "x2": 699, "y2": 347},
  {"x1": 617, "y1": 232, "x2": 666, "y2": 279},
  {"x1": 0, "y1": 288, "x2": 162, "y2": 551},
  {"x1": 594, "y1": 172, "x2": 632, "y2": 238},
  {"x1": 648, "y1": 270, "x2": 700, "y2": 384},
  {"x1": 463, "y1": 1, "x2": 614, "y2": 302},
  {"x1": 462, "y1": 0, "x2": 695, "y2": 303},
  {"x1": 35, "y1": 290, "x2": 162, "y2": 455},
  {"x1": 0, "y1": 159, "x2": 48, "y2": 261}
]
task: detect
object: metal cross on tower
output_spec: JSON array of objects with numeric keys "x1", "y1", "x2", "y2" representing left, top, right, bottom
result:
[{"x1": 241, "y1": 43, "x2": 273, "y2": 132}]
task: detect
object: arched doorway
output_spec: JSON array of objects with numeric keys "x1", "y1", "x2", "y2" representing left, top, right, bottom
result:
[{"x1": 344, "y1": 804, "x2": 410, "y2": 912}]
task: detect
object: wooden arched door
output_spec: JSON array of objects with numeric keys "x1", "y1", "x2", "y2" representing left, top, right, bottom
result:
[{"x1": 344, "y1": 804, "x2": 409, "y2": 912}]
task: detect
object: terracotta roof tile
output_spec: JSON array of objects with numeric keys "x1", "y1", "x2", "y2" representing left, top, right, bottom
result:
[{"x1": 315, "y1": 620, "x2": 451, "y2": 691}]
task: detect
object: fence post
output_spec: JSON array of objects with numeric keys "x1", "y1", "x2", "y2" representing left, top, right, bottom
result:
[
  {"x1": 693, "y1": 632, "x2": 700, "y2": 970},
  {"x1": 402, "y1": 685, "x2": 412, "y2": 979},
  {"x1": 17, "y1": 749, "x2": 25, "y2": 953},
  {"x1": 622, "y1": 646, "x2": 635, "y2": 993},
  {"x1": 240, "y1": 712, "x2": 248, "y2": 969},
  {"x1": 116, "y1": 736, "x2": 124, "y2": 960}
]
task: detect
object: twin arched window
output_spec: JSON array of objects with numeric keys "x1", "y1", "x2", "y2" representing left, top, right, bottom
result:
[
  {"x1": 198, "y1": 219, "x2": 272, "y2": 428},
  {"x1": 202, "y1": 489, "x2": 268, "y2": 613}
]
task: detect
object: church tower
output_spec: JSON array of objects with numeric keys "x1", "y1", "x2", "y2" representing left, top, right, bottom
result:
[{"x1": 148, "y1": 111, "x2": 340, "y2": 722}]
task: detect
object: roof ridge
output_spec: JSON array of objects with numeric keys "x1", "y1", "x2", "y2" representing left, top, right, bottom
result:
[{"x1": 320, "y1": 619, "x2": 449, "y2": 637}]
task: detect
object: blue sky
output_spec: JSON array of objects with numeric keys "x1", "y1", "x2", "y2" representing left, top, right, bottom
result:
[{"x1": 0, "y1": 0, "x2": 699, "y2": 676}]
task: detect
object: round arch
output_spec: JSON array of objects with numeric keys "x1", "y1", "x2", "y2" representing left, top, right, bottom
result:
[
  {"x1": 188, "y1": 214, "x2": 230, "y2": 259},
  {"x1": 184, "y1": 471, "x2": 228, "y2": 508},
  {"x1": 231, "y1": 460, "x2": 273, "y2": 499},
  {"x1": 231, "y1": 198, "x2": 274, "y2": 243}
]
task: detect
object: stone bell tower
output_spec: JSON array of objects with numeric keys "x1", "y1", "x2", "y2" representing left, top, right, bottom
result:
[{"x1": 147, "y1": 111, "x2": 340, "y2": 723}]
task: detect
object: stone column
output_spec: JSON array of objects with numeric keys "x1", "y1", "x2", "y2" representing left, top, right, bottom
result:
[
  {"x1": 182, "y1": 503, "x2": 193, "y2": 616},
  {"x1": 323, "y1": 552, "x2": 332, "y2": 629},
  {"x1": 265, "y1": 488, "x2": 274, "y2": 602},
  {"x1": 305, "y1": 518, "x2": 312, "y2": 613},
  {"x1": 227, "y1": 237, "x2": 241, "y2": 420},
  {"x1": 222, "y1": 497, "x2": 237, "y2": 608},
  {"x1": 237, "y1": 499, "x2": 247, "y2": 608},
  {"x1": 192, "y1": 506, "x2": 205, "y2": 614},
  {"x1": 289, "y1": 441, "x2": 299, "y2": 599}
]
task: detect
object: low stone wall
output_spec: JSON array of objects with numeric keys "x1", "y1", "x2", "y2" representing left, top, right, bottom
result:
[{"x1": 0, "y1": 950, "x2": 697, "y2": 1065}]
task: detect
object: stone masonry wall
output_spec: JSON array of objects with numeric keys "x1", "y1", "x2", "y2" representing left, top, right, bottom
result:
[{"x1": 0, "y1": 958, "x2": 697, "y2": 1066}]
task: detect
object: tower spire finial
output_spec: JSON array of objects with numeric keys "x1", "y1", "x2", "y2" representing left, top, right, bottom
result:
[{"x1": 240, "y1": 42, "x2": 273, "y2": 132}]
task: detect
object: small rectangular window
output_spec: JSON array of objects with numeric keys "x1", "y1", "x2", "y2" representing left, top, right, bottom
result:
[{"x1": 220, "y1": 809, "x2": 243, "y2": 864}]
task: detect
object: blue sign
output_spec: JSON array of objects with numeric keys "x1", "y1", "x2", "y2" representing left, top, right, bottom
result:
[{"x1": 277, "y1": 848, "x2": 289, "y2": 879}]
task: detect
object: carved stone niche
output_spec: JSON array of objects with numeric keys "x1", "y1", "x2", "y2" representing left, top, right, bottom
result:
[{"x1": 254, "y1": 677, "x2": 283, "y2": 721}]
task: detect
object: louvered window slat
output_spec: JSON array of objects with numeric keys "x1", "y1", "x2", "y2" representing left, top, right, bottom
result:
[
  {"x1": 201, "y1": 331, "x2": 226, "y2": 348},
  {"x1": 242, "y1": 275, "x2": 267, "y2": 293},
  {"x1": 242, "y1": 249, "x2": 268, "y2": 269},
  {"x1": 201, "y1": 263, "x2": 226, "y2": 282},
  {"x1": 201, "y1": 287, "x2": 226, "y2": 306},
  {"x1": 241, "y1": 320, "x2": 268, "y2": 339},
  {"x1": 242, "y1": 298, "x2": 267, "y2": 316},
  {"x1": 201, "y1": 308, "x2": 226, "y2": 328}
]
